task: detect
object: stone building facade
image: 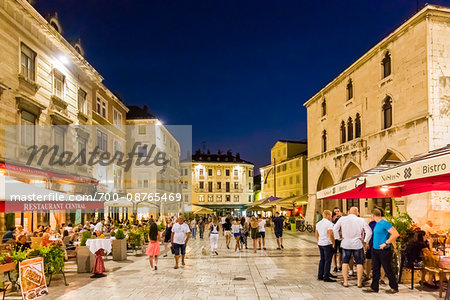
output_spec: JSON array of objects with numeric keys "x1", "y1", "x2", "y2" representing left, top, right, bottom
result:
[
  {"x1": 181, "y1": 151, "x2": 254, "y2": 216},
  {"x1": 260, "y1": 140, "x2": 307, "y2": 200},
  {"x1": 303, "y1": 5, "x2": 450, "y2": 229}
]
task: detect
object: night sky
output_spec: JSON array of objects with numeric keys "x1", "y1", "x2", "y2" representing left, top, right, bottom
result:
[{"x1": 34, "y1": 0, "x2": 450, "y2": 170}]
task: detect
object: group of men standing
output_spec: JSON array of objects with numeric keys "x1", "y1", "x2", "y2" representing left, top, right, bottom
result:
[{"x1": 315, "y1": 206, "x2": 400, "y2": 294}]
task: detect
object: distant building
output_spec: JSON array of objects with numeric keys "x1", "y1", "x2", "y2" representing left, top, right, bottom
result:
[
  {"x1": 303, "y1": 5, "x2": 450, "y2": 228},
  {"x1": 181, "y1": 150, "x2": 254, "y2": 216},
  {"x1": 260, "y1": 140, "x2": 308, "y2": 200}
]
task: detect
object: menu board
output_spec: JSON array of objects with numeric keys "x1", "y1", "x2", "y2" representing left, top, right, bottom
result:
[{"x1": 19, "y1": 257, "x2": 48, "y2": 300}]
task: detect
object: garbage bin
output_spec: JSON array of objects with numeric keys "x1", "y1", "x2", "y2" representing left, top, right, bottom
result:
[{"x1": 290, "y1": 223, "x2": 296, "y2": 232}]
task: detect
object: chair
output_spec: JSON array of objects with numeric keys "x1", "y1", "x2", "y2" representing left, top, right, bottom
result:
[
  {"x1": 421, "y1": 249, "x2": 450, "y2": 298},
  {"x1": 30, "y1": 237, "x2": 42, "y2": 250}
]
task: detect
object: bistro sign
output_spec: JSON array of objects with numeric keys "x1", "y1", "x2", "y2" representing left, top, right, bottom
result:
[{"x1": 366, "y1": 154, "x2": 449, "y2": 187}]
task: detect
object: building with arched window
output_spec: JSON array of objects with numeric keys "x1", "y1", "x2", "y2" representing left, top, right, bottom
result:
[{"x1": 303, "y1": 5, "x2": 450, "y2": 229}]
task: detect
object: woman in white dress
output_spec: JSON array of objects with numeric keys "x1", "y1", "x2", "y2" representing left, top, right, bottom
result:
[{"x1": 209, "y1": 216, "x2": 220, "y2": 255}]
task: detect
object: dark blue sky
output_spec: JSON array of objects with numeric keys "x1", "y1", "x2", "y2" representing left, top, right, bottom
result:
[{"x1": 35, "y1": 0, "x2": 449, "y2": 169}]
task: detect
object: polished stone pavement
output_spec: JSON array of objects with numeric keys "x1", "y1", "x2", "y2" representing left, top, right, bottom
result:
[{"x1": 11, "y1": 229, "x2": 443, "y2": 299}]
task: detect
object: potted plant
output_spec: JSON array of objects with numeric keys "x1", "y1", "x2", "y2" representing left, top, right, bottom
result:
[
  {"x1": 76, "y1": 231, "x2": 95, "y2": 273},
  {"x1": 112, "y1": 228, "x2": 127, "y2": 261},
  {"x1": 0, "y1": 253, "x2": 16, "y2": 274},
  {"x1": 289, "y1": 216, "x2": 296, "y2": 232}
]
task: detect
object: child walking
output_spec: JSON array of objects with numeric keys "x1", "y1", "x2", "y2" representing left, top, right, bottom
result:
[{"x1": 146, "y1": 222, "x2": 160, "y2": 270}]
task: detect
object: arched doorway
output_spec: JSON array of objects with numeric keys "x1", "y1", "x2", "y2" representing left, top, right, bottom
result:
[
  {"x1": 341, "y1": 162, "x2": 362, "y2": 213},
  {"x1": 316, "y1": 169, "x2": 335, "y2": 212}
]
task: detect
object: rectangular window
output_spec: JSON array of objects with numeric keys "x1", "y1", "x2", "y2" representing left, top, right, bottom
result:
[
  {"x1": 208, "y1": 182, "x2": 213, "y2": 193},
  {"x1": 226, "y1": 182, "x2": 230, "y2": 192},
  {"x1": 78, "y1": 88, "x2": 87, "y2": 114},
  {"x1": 96, "y1": 97, "x2": 107, "y2": 118},
  {"x1": 54, "y1": 126, "x2": 65, "y2": 152},
  {"x1": 233, "y1": 195, "x2": 239, "y2": 202},
  {"x1": 249, "y1": 170, "x2": 252, "y2": 177},
  {"x1": 208, "y1": 195, "x2": 213, "y2": 202},
  {"x1": 346, "y1": 198, "x2": 360, "y2": 211},
  {"x1": 114, "y1": 166, "x2": 123, "y2": 190},
  {"x1": 138, "y1": 125, "x2": 146, "y2": 135},
  {"x1": 225, "y1": 195, "x2": 230, "y2": 202},
  {"x1": 184, "y1": 168, "x2": 188, "y2": 176},
  {"x1": 20, "y1": 43, "x2": 36, "y2": 81},
  {"x1": 137, "y1": 174, "x2": 149, "y2": 188},
  {"x1": 217, "y1": 195, "x2": 222, "y2": 202},
  {"x1": 217, "y1": 182, "x2": 222, "y2": 190},
  {"x1": 234, "y1": 169, "x2": 238, "y2": 176},
  {"x1": 248, "y1": 195, "x2": 252, "y2": 202},
  {"x1": 289, "y1": 176, "x2": 293, "y2": 185},
  {"x1": 114, "y1": 140, "x2": 122, "y2": 154},
  {"x1": 113, "y1": 109, "x2": 122, "y2": 129},
  {"x1": 184, "y1": 194, "x2": 189, "y2": 202},
  {"x1": 199, "y1": 168, "x2": 204, "y2": 176},
  {"x1": 199, "y1": 195, "x2": 204, "y2": 202},
  {"x1": 96, "y1": 130, "x2": 108, "y2": 152},
  {"x1": 137, "y1": 145, "x2": 147, "y2": 157},
  {"x1": 296, "y1": 175, "x2": 300, "y2": 183},
  {"x1": 208, "y1": 169, "x2": 213, "y2": 176},
  {"x1": 53, "y1": 70, "x2": 65, "y2": 99},
  {"x1": 249, "y1": 183, "x2": 252, "y2": 189},
  {"x1": 199, "y1": 181, "x2": 204, "y2": 189},
  {"x1": 77, "y1": 137, "x2": 87, "y2": 164},
  {"x1": 21, "y1": 111, "x2": 36, "y2": 147},
  {"x1": 225, "y1": 169, "x2": 230, "y2": 176},
  {"x1": 234, "y1": 182, "x2": 239, "y2": 189},
  {"x1": 217, "y1": 169, "x2": 221, "y2": 176}
]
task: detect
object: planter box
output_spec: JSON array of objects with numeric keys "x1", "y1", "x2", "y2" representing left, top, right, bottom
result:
[
  {"x1": 76, "y1": 246, "x2": 95, "y2": 273},
  {"x1": 290, "y1": 223, "x2": 296, "y2": 232},
  {"x1": 400, "y1": 268, "x2": 422, "y2": 284},
  {"x1": 112, "y1": 239, "x2": 127, "y2": 261},
  {"x1": 0, "y1": 262, "x2": 16, "y2": 274}
]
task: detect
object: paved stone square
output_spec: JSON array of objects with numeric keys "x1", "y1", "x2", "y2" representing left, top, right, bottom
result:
[{"x1": 10, "y1": 229, "x2": 441, "y2": 300}]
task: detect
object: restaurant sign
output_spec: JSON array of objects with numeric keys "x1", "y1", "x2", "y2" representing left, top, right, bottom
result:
[
  {"x1": 366, "y1": 154, "x2": 449, "y2": 187},
  {"x1": 317, "y1": 178, "x2": 364, "y2": 199},
  {"x1": 19, "y1": 257, "x2": 48, "y2": 300}
]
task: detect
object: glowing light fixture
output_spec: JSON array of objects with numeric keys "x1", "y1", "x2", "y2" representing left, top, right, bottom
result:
[{"x1": 380, "y1": 186, "x2": 389, "y2": 192}]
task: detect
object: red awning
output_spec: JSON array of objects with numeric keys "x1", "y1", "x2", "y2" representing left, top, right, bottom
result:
[{"x1": 317, "y1": 145, "x2": 450, "y2": 200}]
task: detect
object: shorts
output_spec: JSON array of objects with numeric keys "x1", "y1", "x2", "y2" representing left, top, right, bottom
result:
[
  {"x1": 173, "y1": 243, "x2": 186, "y2": 256},
  {"x1": 274, "y1": 230, "x2": 283, "y2": 238},
  {"x1": 233, "y1": 233, "x2": 241, "y2": 237},
  {"x1": 225, "y1": 230, "x2": 233, "y2": 237},
  {"x1": 258, "y1": 231, "x2": 265, "y2": 239},
  {"x1": 333, "y1": 239, "x2": 342, "y2": 254},
  {"x1": 342, "y1": 248, "x2": 364, "y2": 265},
  {"x1": 251, "y1": 228, "x2": 259, "y2": 239}
]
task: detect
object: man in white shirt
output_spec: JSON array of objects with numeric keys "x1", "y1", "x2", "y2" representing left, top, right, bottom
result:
[
  {"x1": 315, "y1": 210, "x2": 336, "y2": 282},
  {"x1": 171, "y1": 216, "x2": 191, "y2": 269},
  {"x1": 333, "y1": 207, "x2": 372, "y2": 288},
  {"x1": 94, "y1": 219, "x2": 104, "y2": 236},
  {"x1": 257, "y1": 214, "x2": 267, "y2": 250}
]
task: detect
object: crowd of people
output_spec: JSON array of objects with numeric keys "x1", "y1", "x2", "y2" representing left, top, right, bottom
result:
[
  {"x1": 315, "y1": 206, "x2": 400, "y2": 294},
  {"x1": 143, "y1": 213, "x2": 286, "y2": 271}
]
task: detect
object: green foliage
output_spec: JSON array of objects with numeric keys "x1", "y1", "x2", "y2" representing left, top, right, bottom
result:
[
  {"x1": 38, "y1": 245, "x2": 65, "y2": 275},
  {"x1": 80, "y1": 230, "x2": 92, "y2": 246},
  {"x1": 10, "y1": 249, "x2": 29, "y2": 263},
  {"x1": 128, "y1": 232, "x2": 141, "y2": 248},
  {"x1": 115, "y1": 228, "x2": 125, "y2": 240}
]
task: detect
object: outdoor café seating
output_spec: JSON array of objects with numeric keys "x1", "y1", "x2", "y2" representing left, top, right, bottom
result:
[{"x1": 421, "y1": 248, "x2": 450, "y2": 298}]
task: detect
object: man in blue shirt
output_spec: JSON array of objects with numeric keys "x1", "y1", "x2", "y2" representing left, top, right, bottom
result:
[{"x1": 364, "y1": 208, "x2": 399, "y2": 294}]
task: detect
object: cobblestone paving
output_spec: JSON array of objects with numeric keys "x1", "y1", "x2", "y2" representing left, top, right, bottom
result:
[{"x1": 9, "y1": 229, "x2": 442, "y2": 300}]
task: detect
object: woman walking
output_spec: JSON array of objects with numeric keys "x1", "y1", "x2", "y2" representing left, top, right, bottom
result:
[
  {"x1": 232, "y1": 217, "x2": 242, "y2": 252},
  {"x1": 190, "y1": 218, "x2": 197, "y2": 239},
  {"x1": 223, "y1": 217, "x2": 233, "y2": 249},
  {"x1": 209, "y1": 216, "x2": 220, "y2": 255},
  {"x1": 198, "y1": 217, "x2": 205, "y2": 240},
  {"x1": 240, "y1": 216, "x2": 249, "y2": 249},
  {"x1": 146, "y1": 222, "x2": 160, "y2": 270},
  {"x1": 250, "y1": 216, "x2": 260, "y2": 253},
  {"x1": 162, "y1": 218, "x2": 173, "y2": 257}
]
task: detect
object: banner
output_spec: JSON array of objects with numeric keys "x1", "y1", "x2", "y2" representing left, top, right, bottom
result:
[{"x1": 19, "y1": 257, "x2": 48, "y2": 300}]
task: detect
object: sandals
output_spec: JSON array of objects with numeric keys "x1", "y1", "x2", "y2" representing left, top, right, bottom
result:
[{"x1": 341, "y1": 282, "x2": 349, "y2": 288}]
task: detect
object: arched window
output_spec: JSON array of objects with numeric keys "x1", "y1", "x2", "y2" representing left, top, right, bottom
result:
[
  {"x1": 355, "y1": 113, "x2": 361, "y2": 138},
  {"x1": 322, "y1": 130, "x2": 327, "y2": 153},
  {"x1": 346, "y1": 79, "x2": 353, "y2": 100},
  {"x1": 340, "y1": 121, "x2": 346, "y2": 144},
  {"x1": 382, "y1": 96, "x2": 392, "y2": 129},
  {"x1": 347, "y1": 117, "x2": 353, "y2": 141},
  {"x1": 321, "y1": 99, "x2": 326, "y2": 117},
  {"x1": 50, "y1": 21, "x2": 60, "y2": 33},
  {"x1": 382, "y1": 51, "x2": 391, "y2": 78}
]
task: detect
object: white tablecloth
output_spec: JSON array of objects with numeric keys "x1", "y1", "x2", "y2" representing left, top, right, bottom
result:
[{"x1": 85, "y1": 239, "x2": 112, "y2": 255}]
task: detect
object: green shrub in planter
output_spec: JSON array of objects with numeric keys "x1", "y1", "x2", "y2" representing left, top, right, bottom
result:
[
  {"x1": 38, "y1": 245, "x2": 65, "y2": 275},
  {"x1": 115, "y1": 229, "x2": 125, "y2": 240},
  {"x1": 80, "y1": 231, "x2": 92, "y2": 246}
]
